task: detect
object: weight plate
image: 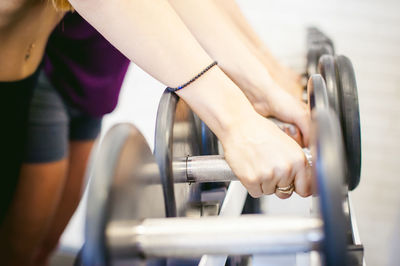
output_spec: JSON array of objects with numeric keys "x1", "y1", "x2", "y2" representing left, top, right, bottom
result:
[
  {"x1": 83, "y1": 124, "x2": 165, "y2": 265},
  {"x1": 308, "y1": 74, "x2": 329, "y2": 111},
  {"x1": 307, "y1": 27, "x2": 335, "y2": 54},
  {"x1": 335, "y1": 55, "x2": 362, "y2": 190},
  {"x1": 312, "y1": 108, "x2": 348, "y2": 266},
  {"x1": 318, "y1": 55, "x2": 341, "y2": 115},
  {"x1": 154, "y1": 90, "x2": 202, "y2": 217},
  {"x1": 193, "y1": 113, "x2": 219, "y2": 156},
  {"x1": 307, "y1": 44, "x2": 334, "y2": 76}
]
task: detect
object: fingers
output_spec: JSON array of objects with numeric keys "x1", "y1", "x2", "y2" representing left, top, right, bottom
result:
[
  {"x1": 291, "y1": 104, "x2": 311, "y2": 147},
  {"x1": 272, "y1": 164, "x2": 294, "y2": 199},
  {"x1": 254, "y1": 164, "x2": 297, "y2": 200},
  {"x1": 239, "y1": 162, "x2": 312, "y2": 200},
  {"x1": 293, "y1": 161, "x2": 313, "y2": 198},
  {"x1": 282, "y1": 124, "x2": 303, "y2": 146}
]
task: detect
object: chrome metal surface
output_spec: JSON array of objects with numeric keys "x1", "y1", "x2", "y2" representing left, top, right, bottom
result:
[
  {"x1": 172, "y1": 99, "x2": 202, "y2": 216},
  {"x1": 187, "y1": 155, "x2": 234, "y2": 183},
  {"x1": 199, "y1": 181, "x2": 248, "y2": 266},
  {"x1": 312, "y1": 108, "x2": 347, "y2": 266},
  {"x1": 83, "y1": 124, "x2": 165, "y2": 265},
  {"x1": 107, "y1": 216, "x2": 323, "y2": 259},
  {"x1": 155, "y1": 91, "x2": 204, "y2": 217},
  {"x1": 174, "y1": 149, "x2": 312, "y2": 183}
]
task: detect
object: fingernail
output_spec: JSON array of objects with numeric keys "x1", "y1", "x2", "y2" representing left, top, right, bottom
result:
[{"x1": 289, "y1": 126, "x2": 297, "y2": 135}]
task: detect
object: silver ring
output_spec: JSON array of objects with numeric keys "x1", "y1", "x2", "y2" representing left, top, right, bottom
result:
[{"x1": 302, "y1": 148, "x2": 313, "y2": 167}]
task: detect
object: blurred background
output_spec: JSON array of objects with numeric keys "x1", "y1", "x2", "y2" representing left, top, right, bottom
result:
[{"x1": 56, "y1": 0, "x2": 400, "y2": 265}]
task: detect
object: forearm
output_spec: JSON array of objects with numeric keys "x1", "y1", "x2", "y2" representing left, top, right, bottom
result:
[
  {"x1": 67, "y1": 0, "x2": 258, "y2": 140},
  {"x1": 214, "y1": 0, "x2": 267, "y2": 51},
  {"x1": 167, "y1": 0, "x2": 275, "y2": 104}
]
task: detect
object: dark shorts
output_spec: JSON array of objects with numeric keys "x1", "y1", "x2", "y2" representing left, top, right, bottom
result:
[
  {"x1": 0, "y1": 69, "x2": 102, "y2": 222},
  {"x1": 24, "y1": 71, "x2": 102, "y2": 163}
]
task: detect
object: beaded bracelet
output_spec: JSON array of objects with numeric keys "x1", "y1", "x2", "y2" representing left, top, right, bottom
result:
[{"x1": 166, "y1": 61, "x2": 218, "y2": 93}]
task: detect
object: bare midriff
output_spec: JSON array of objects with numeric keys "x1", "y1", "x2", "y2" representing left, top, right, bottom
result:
[{"x1": 0, "y1": 0, "x2": 65, "y2": 81}]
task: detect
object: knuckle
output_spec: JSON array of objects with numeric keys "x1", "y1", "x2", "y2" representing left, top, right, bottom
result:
[
  {"x1": 274, "y1": 163, "x2": 291, "y2": 178},
  {"x1": 244, "y1": 175, "x2": 261, "y2": 187},
  {"x1": 249, "y1": 190, "x2": 262, "y2": 198}
]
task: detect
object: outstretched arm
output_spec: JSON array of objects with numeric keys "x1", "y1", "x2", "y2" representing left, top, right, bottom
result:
[
  {"x1": 68, "y1": 0, "x2": 311, "y2": 198},
  {"x1": 167, "y1": 0, "x2": 309, "y2": 143},
  {"x1": 214, "y1": 0, "x2": 301, "y2": 82}
]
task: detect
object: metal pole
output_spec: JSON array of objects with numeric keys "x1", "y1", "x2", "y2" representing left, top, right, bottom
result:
[
  {"x1": 106, "y1": 216, "x2": 323, "y2": 259},
  {"x1": 173, "y1": 149, "x2": 312, "y2": 183}
]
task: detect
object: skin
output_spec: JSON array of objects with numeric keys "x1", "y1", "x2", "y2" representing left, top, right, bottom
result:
[
  {"x1": 0, "y1": 0, "x2": 64, "y2": 81},
  {"x1": 213, "y1": 0, "x2": 303, "y2": 96},
  {"x1": 0, "y1": 0, "x2": 312, "y2": 264},
  {"x1": 33, "y1": 141, "x2": 95, "y2": 266},
  {"x1": 167, "y1": 0, "x2": 306, "y2": 143}
]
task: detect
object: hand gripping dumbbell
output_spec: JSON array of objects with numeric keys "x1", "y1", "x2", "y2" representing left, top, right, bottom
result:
[
  {"x1": 154, "y1": 75, "x2": 325, "y2": 219},
  {"x1": 81, "y1": 75, "x2": 349, "y2": 266}
]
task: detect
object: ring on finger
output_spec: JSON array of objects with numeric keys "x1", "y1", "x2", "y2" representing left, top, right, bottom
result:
[{"x1": 276, "y1": 183, "x2": 294, "y2": 194}]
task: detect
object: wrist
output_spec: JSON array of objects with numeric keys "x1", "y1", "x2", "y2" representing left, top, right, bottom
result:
[
  {"x1": 220, "y1": 57, "x2": 276, "y2": 105},
  {"x1": 176, "y1": 66, "x2": 259, "y2": 141}
]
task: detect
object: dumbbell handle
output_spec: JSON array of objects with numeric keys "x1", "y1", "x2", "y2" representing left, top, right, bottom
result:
[
  {"x1": 173, "y1": 155, "x2": 234, "y2": 183},
  {"x1": 173, "y1": 149, "x2": 312, "y2": 183},
  {"x1": 106, "y1": 215, "x2": 322, "y2": 259}
]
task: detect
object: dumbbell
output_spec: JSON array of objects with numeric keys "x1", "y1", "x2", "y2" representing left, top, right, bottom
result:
[
  {"x1": 307, "y1": 27, "x2": 335, "y2": 53},
  {"x1": 306, "y1": 27, "x2": 335, "y2": 77},
  {"x1": 318, "y1": 55, "x2": 361, "y2": 190},
  {"x1": 155, "y1": 73, "x2": 355, "y2": 220},
  {"x1": 82, "y1": 100, "x2": 348, "y2": 266},
  {"x1": 193, "y1": 113, "x2": 219, "y2": 156}
]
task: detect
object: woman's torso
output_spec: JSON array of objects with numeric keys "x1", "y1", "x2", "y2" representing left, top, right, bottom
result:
[{"x1": 0, "y1": 0, "x2": 64, "y2": 81}]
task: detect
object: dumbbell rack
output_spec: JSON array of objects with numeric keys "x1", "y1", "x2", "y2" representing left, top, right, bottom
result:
[{"x1": 78, "y1": 27, "x2": 365, "y2": 266}]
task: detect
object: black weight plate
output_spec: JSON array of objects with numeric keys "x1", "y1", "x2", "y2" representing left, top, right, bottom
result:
[
  {"x1": 308, "y1": 37, "x2": 335, "y2": 54},
  {"x1": 307, "y1": 44, "x2": 334, "y2": 76},
  {"x1": 318, "y1": 55, "x2": 341, "y2": 115},
  {"x1": 308, "y1": 74, "x2": 329, "y2": 112},
  {"x1": 312, "y1": 108, "x2": 348, "y2": 266},
  {"x1": 83, "y1": 124, "x2": 165, "y2": 265},
  {"x1": 335, "y1": 55, "x2": 362, "y2": 190},
  {"x1": 154, "y1": 90, "x2": 202, "y2": 217}
]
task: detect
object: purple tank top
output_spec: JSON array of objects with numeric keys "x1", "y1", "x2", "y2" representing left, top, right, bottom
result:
[{"x1": 44, "y1": 12, "x2": 130, "y2": 117}]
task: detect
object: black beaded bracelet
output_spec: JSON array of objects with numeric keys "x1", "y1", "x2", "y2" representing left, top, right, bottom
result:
[{"x1": 166, "y1": 61, "x2": 218, "y2": 93}]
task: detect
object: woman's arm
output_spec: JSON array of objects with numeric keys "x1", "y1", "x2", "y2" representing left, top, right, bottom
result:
[
  {"x1": 166, "y1": 0, "x2": 309, "y2": 144},
  {"x1": 213, "y1": 0, "x2": 301, "y2": 82},
  {"x1": 67, "y1": 0, "x2": 311, "y2": 198}
]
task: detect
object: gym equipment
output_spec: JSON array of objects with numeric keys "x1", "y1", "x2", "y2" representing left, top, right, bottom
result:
[
  {"x1": 317, "y1": 55, "x2": 362, "y2": 190},
  {"x1": 154, "y1": 92, "x2": 203, "y2": 218},
  {"x1": 307, "y1": 27, "x2": 335, "y2": 54},
  {"x1": 335, "y1": 55, "x2": 362, "y2": 190},
  {"x1": 155, "y1": 74, "x2": 327, "y2": 220},
  {"x1": 318, "y1": 55, "x2": 341, "y2": 115},
  {"x1": 81, "y1": 103, "x2": 348, "y2": 265},
  {"x1": 308, "y1": 74, "x2": 329, "y2": 110},
  {"x1": 306, "y1": 27, "x2": 335, "y2": 77},
  {"x1": 193, "y1": 113, "x2": 219, "y2": 156}
]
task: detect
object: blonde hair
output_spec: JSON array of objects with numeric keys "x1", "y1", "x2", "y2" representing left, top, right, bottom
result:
[{"x1": 51, "y1": 0, "x2": 73, "y2": 11}]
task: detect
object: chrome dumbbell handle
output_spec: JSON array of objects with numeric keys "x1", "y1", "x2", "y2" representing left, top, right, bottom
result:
[
  {"x1": 106, "y1": 215, "x2": 323, "y2": 259},
  {"x1": 173, "y1": 148, "x2": 312, "y2": 183}
]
